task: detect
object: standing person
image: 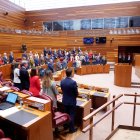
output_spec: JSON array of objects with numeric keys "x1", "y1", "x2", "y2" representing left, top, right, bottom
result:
[
  {"x1": 0, "y1": 54, "x2": 4, "y2": 65},
  {"x1": 9, "y1": 51, "x2": 14, "y2": 63},
  {"x1": 60, "y1": 68, "x2": 78, "y2": 133},
  {"x1": 22, "y1": 51, "x2": 28, "y2": 60},
  {"x1": 13, "y1": 63, "x2": 21, "y2": 90},
  {"x1": 43, "y1": 47, "x2": 48, "y2": 56},
  {"x1": 3, "y1": 53, "x2": 8, "y2": 64},
  {"x1": 20, "y1": 61, "x2": 30, "y2": 90},
  {"x1": 29, "y1": 68, "x2": 41, "y2": 97},
  {"x1": 40, "y1": 70, "x2": 58, "y2": 108}
]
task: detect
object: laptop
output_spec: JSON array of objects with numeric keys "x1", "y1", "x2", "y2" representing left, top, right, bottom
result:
[{"x1": 0, "y1": 92, "x2": 18, "y2": 110}]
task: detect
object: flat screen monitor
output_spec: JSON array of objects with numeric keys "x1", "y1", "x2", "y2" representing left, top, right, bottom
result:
[
  {"x1": 83, "y1": 37, "x2": 94, "y2": 44},
  {"x1": 96, "y1": 37, "x2": 106, "y2": 44}
]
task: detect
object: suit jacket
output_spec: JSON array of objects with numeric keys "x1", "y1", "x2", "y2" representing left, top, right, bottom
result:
[
  {"x1": 3, "y1": 56, "x2": 8, "y2": 64},
  {"x1": 9, "y1": 55, "x2": 14, "y2": 63},
  {"x1": 48, "y1": 62, "x2": 54, "y2": 73},
  {"x1": 20, "y1": 66, "x2": 30, "y2": 90},
  {"x1": 61, "y1": 77, "x2": 78, "y2": 106}
]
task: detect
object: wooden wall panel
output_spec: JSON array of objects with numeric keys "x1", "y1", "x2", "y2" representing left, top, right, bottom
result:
[
  {"x1": 25, "y1": 2, "x2": 140, "y2": 30},
  {"x1": 0, "y1": 0, "x2": 25, "y2": 29},
  {"x1": 135, "y1": 55, "x2": 140, "y2": 78}
]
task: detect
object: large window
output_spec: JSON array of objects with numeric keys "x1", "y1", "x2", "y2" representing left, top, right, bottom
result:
[{"x1": 43, "y1": 16, "x2": 140, "y2": 32}]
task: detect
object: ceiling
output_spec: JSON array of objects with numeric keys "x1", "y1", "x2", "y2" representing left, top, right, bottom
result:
[{"x1": 9, "y1": 0, "x2": 140, "y2": 11}]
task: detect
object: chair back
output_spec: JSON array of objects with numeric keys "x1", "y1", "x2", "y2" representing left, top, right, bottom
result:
[
  {"x1": 21, "y1": 90, "x2": 33, "y2": 96},
  {"x1": 38, "y1": 94, "x2": 54, "y2": 116},
  {"x1": 0, "y1": 129, "x2": 5, "y2": 138},
  {"x1": 0, "y1": 129, "x2": 12, "y2": 140},
  {"x1": 38, "y1": 94, "x2": 70, "y2": 128},
  {"x1": 10, "y1": 86, "x2": 20, "y2": 92},
  {"x1": 0, "y1": 72, "x2": 4, "y2": 82}
]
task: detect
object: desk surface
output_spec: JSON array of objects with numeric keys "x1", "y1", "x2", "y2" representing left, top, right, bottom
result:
[
  {"x1": 57, "y1": 94, "x2": 89, "y2": 107},
  {"x1": 0, "y1": 105, "x2": 51, "y2": 128},
  {"x1": 57, "y1": 86, "x2": 109, "y2": 98}
]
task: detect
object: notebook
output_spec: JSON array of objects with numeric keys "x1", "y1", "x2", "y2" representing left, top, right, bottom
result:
[{"x1": 0, "y1": 92, "x2": 18, "y2": 110}]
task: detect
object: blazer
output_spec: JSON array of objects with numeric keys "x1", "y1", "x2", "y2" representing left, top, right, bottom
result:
[
  {"x1": 61, "y1": 77, "x2": 78, "y2": 106},
  {"x1": 9, "y1": 55, "x2": 14, "y2": 63},
  {"x1": 20, "y1": 66, "x2": 30, "y2": 90}
]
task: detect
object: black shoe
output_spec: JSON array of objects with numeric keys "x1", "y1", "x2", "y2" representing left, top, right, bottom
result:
[{"x1": 69, "y1": 128, "x2": 78, "y2": 133}]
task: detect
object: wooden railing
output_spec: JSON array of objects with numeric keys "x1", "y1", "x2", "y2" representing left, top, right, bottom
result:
[{"x1": 82, "y1": 93, "x2": 140, "y2": 140}]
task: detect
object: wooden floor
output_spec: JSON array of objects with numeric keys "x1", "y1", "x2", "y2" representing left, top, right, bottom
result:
[{"x1": 54, "y1": 128, "x2": 82, "y2": 140}]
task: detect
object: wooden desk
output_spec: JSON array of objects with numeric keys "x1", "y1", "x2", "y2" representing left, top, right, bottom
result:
[
  {"x1": 57, "y1": 94, "x2": 91, "y2": 129},
  {"x1": 91, "y1": 91, "x2": 110, "y2": 111},
  {"x1": 78, "y1": 88, "x2": 110, "y2": 111},
  {"x1": 114, "y1": 63, "x2": 132, "y2": 87},
  {"x1": 53, "y1": 69, "x2": 66, "y2": 81},
  {"x1": 76, "y1": 64, "x2": 110, "y2": 75},
  {"x1": 0, "y1": 106, "x2": 53, "y2": 140},
  {"x1": 57, "y1": 87, "x2": 110, "y2": 111}
]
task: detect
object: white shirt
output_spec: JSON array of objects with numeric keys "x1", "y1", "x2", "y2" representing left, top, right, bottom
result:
[{"x1": 13, "y1": 68, "x2": 21, "y2": 83}]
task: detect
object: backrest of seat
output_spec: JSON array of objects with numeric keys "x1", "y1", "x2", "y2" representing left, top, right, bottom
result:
[
  {"x1": 21, "y1": 90, "x2": 33, "y2": 96},
  {"x1": 39, "y1": 94, "x2": 54, "y2": 112},
  {"x1": 0, "y1": 72, "x2": 4, "y2": 82},
  {"x1": 10, "y1": 86, "x2": 20, "y2": 92},
  {"x1": 0, "y1": 129, "x2": 5, "y2": 138}
]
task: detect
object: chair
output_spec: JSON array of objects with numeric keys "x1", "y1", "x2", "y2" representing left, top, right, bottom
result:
[
  {"x1": 10, "y1": 86, "x2": 20, "y2": 92},
  {"x1": 0, "y1": 72, "x2": 13, "y2": 87},
  {"x1": 38, "y1": 94, "x2": 70, "y2": 129},
  {"x1": 0, "y1": 129, "x2": 12, "y2": 140},
  {"x1": 21, "y1": 90, "x2": 33, "y2": 96}
]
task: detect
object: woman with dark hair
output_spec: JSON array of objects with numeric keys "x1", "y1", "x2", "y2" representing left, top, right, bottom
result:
[{"x1": 29, "y1": 68, "x2": 41, "y2": 97}]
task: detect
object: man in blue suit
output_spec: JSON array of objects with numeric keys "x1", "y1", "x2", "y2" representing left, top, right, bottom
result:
[{"x1": 60, "y1": 68, "x2": 78, "y2": 133}]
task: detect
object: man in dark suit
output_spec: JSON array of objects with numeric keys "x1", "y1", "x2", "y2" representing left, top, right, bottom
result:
[
  {"x1": 3, "y1": 53, "x2": 8, "y2": 64},
  {"x1": 60, "y1": 68, "x2": 78, "y2": 133},
  {"x1": 20, "y1": 61, "x2": 30, "y2": 90},
  {"x1": 9, "y1": 51, "x2": 14, "y2": 63}
]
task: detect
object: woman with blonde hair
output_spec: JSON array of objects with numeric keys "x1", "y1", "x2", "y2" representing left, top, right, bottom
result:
[{"x1": 40, "y1": 70, "x2": 58, "y2": 108}]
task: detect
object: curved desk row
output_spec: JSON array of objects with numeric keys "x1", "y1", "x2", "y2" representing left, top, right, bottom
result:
[
  {"x1": 76, "y1": 64, "x2": 110, "y2": 75},
  {"x1": 0, "y1": 90, "x2": 53, "y2": 140}
]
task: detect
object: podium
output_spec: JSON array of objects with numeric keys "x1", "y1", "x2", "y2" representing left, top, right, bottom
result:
[{"x1": 114, "y1": 63, "x2": 132, "y2": 87}]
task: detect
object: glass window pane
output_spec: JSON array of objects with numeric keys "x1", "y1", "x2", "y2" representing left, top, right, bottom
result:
[
  {"x1": 80, "y1": 19, "x2": 91, "y2": 30},
  {"x1": 116, "y1": 17, "x2": 128, "y2": 28},
  {"x1": 92, "y1": 18, "x2": 104, "y2": 29},
  {"x1": 53, "y1": 21, "x2": 63, "y2": 31},
  {"x1": 43, "y1": 22, "x2": 53, "y2": 31},
  {"x1": 104, "y1": 18, "x2": 115, "y2": 29},
  {"x1": 63, "y1": 20, "x2": 74, "y2": 30},
  {"x1": 129, "y1": 16, "x2": 140, "y2": 27}
]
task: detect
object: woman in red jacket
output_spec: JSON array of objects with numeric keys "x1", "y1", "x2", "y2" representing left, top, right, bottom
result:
[{"x1": 29, "y1": 68, "x2": 41, "y2": 97}]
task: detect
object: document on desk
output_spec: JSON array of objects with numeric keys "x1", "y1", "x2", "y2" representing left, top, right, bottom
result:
[
  {"x1": 0, "y1": 86, "x2": 11, "y2": 92},
  {"x1": 27, "y1": 96, "x2": 49, "y2": 104},
  {"x1": 93, "y1": 92, "x2": 106, "y2": 97},
  {"x1": 6, "y1": 110, "x2": 38, "y2": 125},
  {"x1": 0, "y1": 106, "x2": 19, "y2": 117},
  {"x1": 76, "y1": 99, "x2": 85, "y2": 106}
]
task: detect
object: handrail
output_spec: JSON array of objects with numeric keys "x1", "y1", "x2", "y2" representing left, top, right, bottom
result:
[
  {"x1": 83, "y1": 94, "x2": 123, "y2": 121},
  {"x1": 124, "y1": 93, "x2": 140, "y2": 97},
  {"x1": 124, "y1": 102, "x2": 140, "y2": 105},
  {"x1": 82, "y1": 93, "x2": 140, "y2": 140},
  {"x1": 82, "y1": 102, "x2": 123, "y2": 133}
]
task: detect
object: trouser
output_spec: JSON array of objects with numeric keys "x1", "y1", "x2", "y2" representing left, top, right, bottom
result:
[{"x1": 64, "y1": 105, "x2": 76, "y2": 131}]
